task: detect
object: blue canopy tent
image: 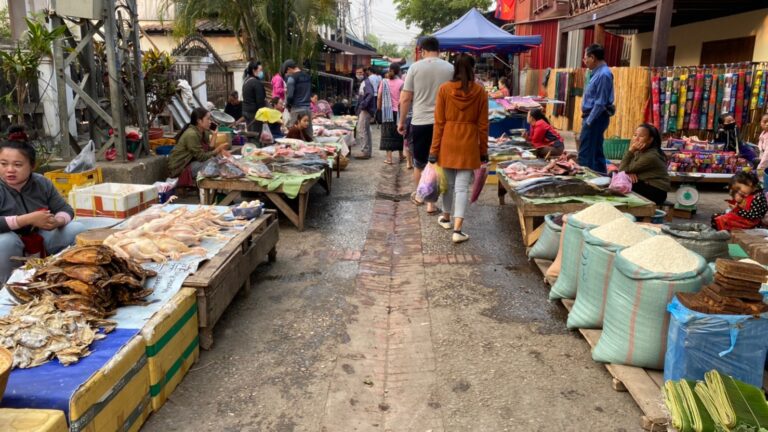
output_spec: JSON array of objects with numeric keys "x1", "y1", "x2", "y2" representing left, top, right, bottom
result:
[{"x1": 426, "y1": 8, "x2": 541, "y2": 53}]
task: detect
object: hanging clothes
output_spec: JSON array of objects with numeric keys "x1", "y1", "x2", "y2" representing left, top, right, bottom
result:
[
  {"x1": 668, "y1": 76, "x2": 680, "y2": 133},
  {"x1": 700, "y1": 74, "x2": 712, "y2": 130},
  {"x1": 751, "y1": 69, "x2": 763, "y2": 110},
  {"x1": 662, "y1": 76, "x2": 671, "y2": 133},
  {"x1": 708, "y1": 74, "x2": 719, "y2": 130},
  {"x1": 735, "y1": 71, "x2": 745, "y2": 126},
  {"x1": 729, "y1": 72, "x2": 739, "y2": 114},
  {"x1": 742, "y1": 70, "x2": 751, "y2": 126},
  {"x1": 688, "y1": 73, "x2": 702, "y2": 130},
  {"x1": 651, "y1": 75, "x2": 661, "y2": 129},
  {"x1": 683, "y1": 74, "x2": 695, "y2": 129},
  {"x1": 722, "y1": 73, "x2": 733, "y2": 114},
  {"x1": 677, "y1": 74, "x2": 688, "y2": 131},
  {"x1": 759, "y1": 68, "x2": 767, "y2": 109}
]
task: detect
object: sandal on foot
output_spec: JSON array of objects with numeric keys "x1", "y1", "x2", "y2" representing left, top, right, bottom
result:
[
  {"x1": 426, "y1": 207, "x2": 442, "y2": 215},
  {"x1": 410, "y1": 192, "x2": 424, "y2": 206},
  {"x1": 384, "y1": 160, "x2": 393, "y2": 165}
]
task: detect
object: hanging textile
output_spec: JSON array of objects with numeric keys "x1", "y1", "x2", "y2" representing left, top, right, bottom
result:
[
  {"x1": 677, "y1": 74, "x2": 688, "y2": 131},
  {"x1": 651, "y1": 75, "x2": 661, "y2": 129},
  {"x1": 700, "y1": 73, "x2": 712, "y2": 130},
  {"x1": 689, "y1": 72, "x2": 703, "y2": 130},
  {"x1": 709, "y1": 73, "x2": 720, "y2": 129},
  {"x1": 742, "y1": 70, "x2": 751, "y2": 126},
  {"x1": 668, "y1": 77, "x2": 680, "y2": 133},
  {"x1": 662, "y1": 76, "x2": 671, "y2": 133},
  {"x1": 728, "y1": 73, "x2": 738, "y2": 114},
  {"x1": 683, "y1": 73, "x2": 695, "y2": 129},
  {"x1": 718, "y1": 74, "x2": 728, "y2": 115},
  {"x1": 735, "y1": 71, "x2": 745, "y2": 125},
  {"x1": 759, "y1": 69, "x2": 767, "y2": 109},
  {"x1": 751, "y1": 69, "x2": 763, "y2": 110}
]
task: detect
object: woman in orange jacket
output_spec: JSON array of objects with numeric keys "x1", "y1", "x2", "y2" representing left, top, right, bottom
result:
[{"x1": 428, "y1": 54, "x2": 489, "y2": 243}]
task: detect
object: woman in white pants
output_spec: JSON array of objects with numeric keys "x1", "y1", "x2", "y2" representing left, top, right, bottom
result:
[{"x1": 428, "y1": 54, "x2": 489, "y2": 243}]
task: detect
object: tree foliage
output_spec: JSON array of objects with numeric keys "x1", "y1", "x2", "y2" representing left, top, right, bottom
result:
[
  {"x1": 161, "y1": 0, "x2": 337, "y2": 75},
  {"x1": 392, "y1": 0, "x2": 493, "y2": 34},
  {"x1": 365, "y1": 34, "x2": 411, "y2": 60},
  {"x1": 0, "y1": 7, "x2": 11, "y2": 40}
]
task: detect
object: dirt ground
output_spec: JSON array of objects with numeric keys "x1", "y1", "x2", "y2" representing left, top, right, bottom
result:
[{"x1": 142, "y1": 129, "x2": 729, "y2": 432}]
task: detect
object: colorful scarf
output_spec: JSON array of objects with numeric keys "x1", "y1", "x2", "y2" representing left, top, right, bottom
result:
[
  {"x1": 720, "y1": 74, "x2": 730, "y2": 115},
  {"x1": 683, "y1": 74, "x2": 695, "y2": 129},
  {"x1": 662, "y1": 76, "x2": 671, "y2": 133},
  {"x1": 677, "y1": 74, "x2": 688, "y2": 131},
  {"x1": 759, "y1": 69, "x2": 767, "y2": 109},
  {"x1": 709, "y1": 74, "x2": 720, "y2": 129},
  {"x1": 751, "y1": 69, "x2": 763, "y2": 110},
  {"x1": 729, "y1": 73, "x2": 739, "y2": 114},
  {"x1": 651, "y1": 75, "x2": 661, "y2": 129},
  {"x1": 734, "y1": 71, "x2": 745, "y2": 126},
  {"x1": 700, "y1": 74, "x2": 712, "y2": 130},
  {"x1": 689, "y1": 72, "x2": 703, "y2": 130},
  {"x1": 742, "y1": 70, "x2": 751, "y2": 126},
  {"x1": 668, "y1": 77, "x2": 680, "y2": 133}
]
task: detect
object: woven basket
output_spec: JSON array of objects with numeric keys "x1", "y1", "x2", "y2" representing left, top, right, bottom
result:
[{"x1": 603, "y1": 137, "x2": 630, "y2": 160}]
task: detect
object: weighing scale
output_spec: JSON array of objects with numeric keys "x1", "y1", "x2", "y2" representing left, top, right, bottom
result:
[{"x1": 675, "y1": 184, "x2": 699, "y2": 214}]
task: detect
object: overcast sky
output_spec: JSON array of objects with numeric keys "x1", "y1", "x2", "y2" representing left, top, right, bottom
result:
[{"x1": 349, "y1": 0, "x2": 421, "y2": 47}]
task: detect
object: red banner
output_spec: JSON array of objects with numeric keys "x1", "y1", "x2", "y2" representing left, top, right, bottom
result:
[{"x1": 495, "y1": 0, "x2": 515, "y2": 21}]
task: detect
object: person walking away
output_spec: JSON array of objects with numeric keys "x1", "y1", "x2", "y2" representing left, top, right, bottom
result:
[
  {"x1": 367, "y1": 67, "x2": 382, "y2": 121},
  {"x1": 712, "y1": 171, "x2": 767, "y2": 231},
  {"x1": 398, "y1": 36, "x2": 454, "y2": 215},
  {"x1": 618, "y1": 123, "x2": 671, "y2": 206},
  {"x1": 378, "y1": 63, "x2": 404, "y2": 164},
  {"x1": 286, "y1": 113, "x2": 313, "y2": 142},
  {"x1": 580, "y1": 44, "x2": 614, "y2": 174},
  {"x1": 428, "y1": 54, "x2": 488, "y2": 243},
  {"x1": 272, "y1": 68, "x2": 286, "y2": 101},
  {"x1": 242, "y1": 61, "x2": 267, "y2": 134},
  {"x1": 0, "y1": 140, "x2": 87, "y2": 282},
  {"x1": 224, "y1": 91, "x2": 243, "y2": 124},
  {"x1": 284, "y1": 59, "x2": 314, "y2": 140},
  {"x1": 354, "y1": 67, "x2": 376, "y2": 159},
  {"x1": 526, "y1": 109, "x2": 564, "y2": 158}
]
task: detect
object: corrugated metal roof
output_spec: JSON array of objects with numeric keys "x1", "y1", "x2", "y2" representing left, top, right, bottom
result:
[{"x1": 141, "y1": 19, "x2": 233, "y2": 33}]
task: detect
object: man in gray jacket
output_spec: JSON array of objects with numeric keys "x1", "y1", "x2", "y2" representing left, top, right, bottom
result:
[{"x1": 283, "y1": 59, "x2": 314, "y2": 140}]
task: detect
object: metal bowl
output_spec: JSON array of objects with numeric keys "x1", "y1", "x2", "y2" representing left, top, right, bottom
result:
[{"x1": 210, "y1": 110, "x2": 235, "y2": 125}]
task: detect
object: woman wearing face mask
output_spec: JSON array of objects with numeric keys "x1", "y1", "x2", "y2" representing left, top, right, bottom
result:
[
  {"x1": 242, "y1": 60, "x2": 267, "y2": 134},
  {"x1": 0, "y1": 140, "x2": 87, "y2": 283}
]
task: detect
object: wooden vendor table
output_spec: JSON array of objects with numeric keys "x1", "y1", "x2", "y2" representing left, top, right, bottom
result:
[
  {"x1": 497, "y1": 175, "x2": 657, "y2": 247},
  {"x1": 199, "y1": 176, "x2": 328, "y2": 231},
  {"x1": 669, "y1": 172, "x2": 732, "y2": 184},
  {"x1": 183, "y1": 210, "x2": 279, "y2": 349}
]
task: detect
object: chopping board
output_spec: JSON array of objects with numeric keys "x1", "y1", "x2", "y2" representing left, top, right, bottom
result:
[{"x1": 76, "y1": 229, "x2": 120, "y2": 246}]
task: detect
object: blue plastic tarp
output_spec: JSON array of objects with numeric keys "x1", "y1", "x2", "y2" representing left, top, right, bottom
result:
[
  {"x1": 426, "y1": 8, "x2": 541, "y2": 53},
  {"x1": 1, "y1": 329, "x2": 140, "y2": 419}
]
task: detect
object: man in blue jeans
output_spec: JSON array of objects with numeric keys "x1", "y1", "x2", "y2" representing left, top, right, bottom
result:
[{"x1": 580, "y1": 44, "x2": 615, "y2": 174}]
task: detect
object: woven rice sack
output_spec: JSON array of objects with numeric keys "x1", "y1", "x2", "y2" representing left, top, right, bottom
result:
[
  {"x1": 567, "y1": 228, "x2": 655, "y2": 329},
  {"x1": 545, "y1": 218, "x2": 567, "y2": 280},
  {"x1": 528, "y1": 213, "x2": 563, "y2": 261},
  {"x1": 592, "y1": 249, "x2": 712, "y2": 369}
]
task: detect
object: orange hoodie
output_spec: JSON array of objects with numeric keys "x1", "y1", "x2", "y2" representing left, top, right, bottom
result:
[{"x1": 430, "y1": 81, "x2": 489, "y2": 170}]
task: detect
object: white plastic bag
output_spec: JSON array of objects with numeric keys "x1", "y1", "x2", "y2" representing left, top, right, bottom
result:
[{"x1": 64, "y1": 140, "x2": 96, "y2": 173}]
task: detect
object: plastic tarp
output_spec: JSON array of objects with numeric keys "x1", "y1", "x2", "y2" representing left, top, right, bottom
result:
[
  {"x1": 425, "y1": 8, "x2": 541, "y2": 54},
  {"x1": 593, "y1": 249, "x2": 713, "y2": 369},
  {"x1": 664, "y1": 297, "x2": 768, "y2": 388}
]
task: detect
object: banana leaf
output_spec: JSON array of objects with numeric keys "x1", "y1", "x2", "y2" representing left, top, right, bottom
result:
[
  {"x1": 665, "y1": 380, "x2": 694, "y2": 432},
  {"x1": 695, "y1": 370, "x2": 768, "y2": 432},
  {"x1": 679, "y1": 379, "x2": 716, "y2": 432}
]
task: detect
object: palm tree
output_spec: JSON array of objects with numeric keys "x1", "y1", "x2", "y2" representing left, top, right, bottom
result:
[{"x1": 161, "y1": 0, "x2": 337, "y2": 75}]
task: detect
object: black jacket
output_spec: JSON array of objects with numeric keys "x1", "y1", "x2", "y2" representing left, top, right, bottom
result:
[
  {"x1": 0, "y1": 174, "x2": 74, "y2": 234},
  {"x1": 286, "y1": 71, "x2": 312, "y2": 110},
  {"x1": 242, "y1": 77, "x2": 266, "y2": 115}
]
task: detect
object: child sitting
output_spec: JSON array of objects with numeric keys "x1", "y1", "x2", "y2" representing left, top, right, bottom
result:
[{"x1": 712, "y1": 171, "x2": 767, "y2": 231}]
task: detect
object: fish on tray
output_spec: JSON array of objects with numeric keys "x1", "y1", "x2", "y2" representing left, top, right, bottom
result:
[{"x1": 515, "y1": 177, "x2": 621, "y2": 198}]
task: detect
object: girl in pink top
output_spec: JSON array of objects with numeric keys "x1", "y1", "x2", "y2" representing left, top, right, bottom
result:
[
  {"x1": 757, "y1": 113, "x2": 768, "y2": 171},
  {"x1": 271, "y1": 72, "x2": 285, "y2": 101}
]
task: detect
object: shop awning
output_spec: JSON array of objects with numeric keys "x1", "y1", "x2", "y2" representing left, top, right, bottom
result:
[
  {"x1": 427, "y1": 8, "x2": 542, "y2": 54},
  {"x1": 321, "y1": 38, "x2": 379, "y2": 56}
]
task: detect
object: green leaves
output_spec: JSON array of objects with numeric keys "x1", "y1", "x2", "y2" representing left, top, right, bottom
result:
[
  {"x1": 393, "y1": 0, "x2": 493, "y2": 34},
  {"x1": 142, "y1": 49, "x2": 177, "y2": 125}
]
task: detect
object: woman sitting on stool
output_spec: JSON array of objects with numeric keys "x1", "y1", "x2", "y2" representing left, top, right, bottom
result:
[
  {"x1": 168, "y1": 107, "x2": 232, "y2": 187},
  {"x1": 0, "y1": 140, "x2": 87, "y2": 283},
  {"x1": 619, "y1": 123, "x2": 671, "y2": 206}
]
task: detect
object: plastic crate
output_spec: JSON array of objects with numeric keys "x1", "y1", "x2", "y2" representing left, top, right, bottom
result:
[
  {"x1": 44, "y1": 168, "x2": 103, "y2": 197},
  {"x1": 603, "y1": 137, "x2": 630, "y2": 160}
]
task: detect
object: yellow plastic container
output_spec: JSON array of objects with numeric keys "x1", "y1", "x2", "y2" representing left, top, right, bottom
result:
[
  {"x1": 486, "y1": 160, "x2": 499, "y2": 185},
  {"x1": 142, "y1": 288, "x2": 200, "y2": 411},
  {"x1": 69, "y1": 335, "x2": 151, "y2": 432},
  {"x1": 0, "y1": 409, "x2": 67, "y2": 432},
  {"x1": 44, "y1": 168, "x2": 103, "y2": 197}
]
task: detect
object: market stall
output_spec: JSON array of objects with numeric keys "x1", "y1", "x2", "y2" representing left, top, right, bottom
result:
[
  {"x1": 496, "y1": 160, "x2": 657, "y2": 246},
  {"x1": 0, "y1": 201, "x2": 280, "y2": 430}
]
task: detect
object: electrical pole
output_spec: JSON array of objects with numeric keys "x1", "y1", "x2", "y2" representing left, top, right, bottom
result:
[{"x1": 362, "y1": 0, "x2": 370, "y2": 41}]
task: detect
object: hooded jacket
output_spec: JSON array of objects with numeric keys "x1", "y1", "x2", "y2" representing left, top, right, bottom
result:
[
  {"x1": 0, "y1": 174, "x2": 74, "y2": 234},
  {"x1": 430, "y1": 81, "x2": 489, "y2": 170},
  {"x1": 286, "y1": 70, "x2": 312, "y2": 110}
]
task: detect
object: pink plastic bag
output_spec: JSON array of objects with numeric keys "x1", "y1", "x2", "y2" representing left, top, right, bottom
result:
[
  {"x1": 609, "y1": 171, "x2": 632, "y2": 195},
  {"x1": 417, "y1": 163, "x2": 440, "y2": 202},
  {"x1": 470, "y1": 164, "x2": 488, "y2": 204}
]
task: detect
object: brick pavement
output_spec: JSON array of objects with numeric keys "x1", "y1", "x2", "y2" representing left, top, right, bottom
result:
[{"x1": 322, "y1": 163, "x2": 444, "y2": 431}]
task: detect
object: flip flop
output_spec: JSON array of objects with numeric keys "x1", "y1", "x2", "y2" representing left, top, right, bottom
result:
[
  {"x1": 426, "y1": 207, "x2": 442, "y2": 215},
  {"x1": 410, "y1": 192, "x2": 424, "y2": 206},
  {"x1": 384, "y1": 160, "x2": 393, "y2": 165}
]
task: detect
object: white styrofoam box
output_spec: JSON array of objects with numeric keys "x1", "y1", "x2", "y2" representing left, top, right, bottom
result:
[{"x1": 69, "y1": 183, "x2": 158, "y2": 218}]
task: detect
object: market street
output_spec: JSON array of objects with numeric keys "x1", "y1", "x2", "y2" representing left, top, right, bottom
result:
[{"x1": 143, "y1": 130, "x2": 641, "y2": 432}]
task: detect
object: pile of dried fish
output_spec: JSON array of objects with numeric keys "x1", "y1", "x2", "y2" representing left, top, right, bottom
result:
[
  {"x1": 104, "y1": 206, "x2": 243, "y2": 263},
  {"x1": 6, "y1": 245, "x2": 156, "y2": 319},
  {"x1": 0, "y1": 295, "x2": 107, "y2": 368}
]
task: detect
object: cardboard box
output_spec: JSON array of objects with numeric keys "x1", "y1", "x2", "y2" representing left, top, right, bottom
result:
[
  {"x1": 0, "y1": 409, "x2": 67, "y2": 432},
  {"x1": 68, "y1": 183, "x2": 158, "y2": 218},
  {"x1": 142, "y1": 288, "x2": 200, "y2": 411}
]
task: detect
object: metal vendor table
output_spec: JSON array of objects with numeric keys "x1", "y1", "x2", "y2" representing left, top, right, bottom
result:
[{"x1": 497, "y1": 172, "x2": 657, "y2": 247}]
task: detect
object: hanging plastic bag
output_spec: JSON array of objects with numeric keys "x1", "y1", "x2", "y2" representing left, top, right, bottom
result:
[
  {"x1": 609, "y1": 171, "x2": 633, "y2": 195},
  {"x1": 416, "y1": 163, "x2": 439, "y2": 203},
  {"x1": 260, "y1": 123, "x2": 274, "y2": 145},
  {"x1": 470, "y1": 164, "x2": 488, "y2": 203},
  {"x1": 434, "y1": 165, "x2": 448, "y2": 195},
  {"x1": 64, "y1": 140, "x2": 96, "y2": 173}
]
